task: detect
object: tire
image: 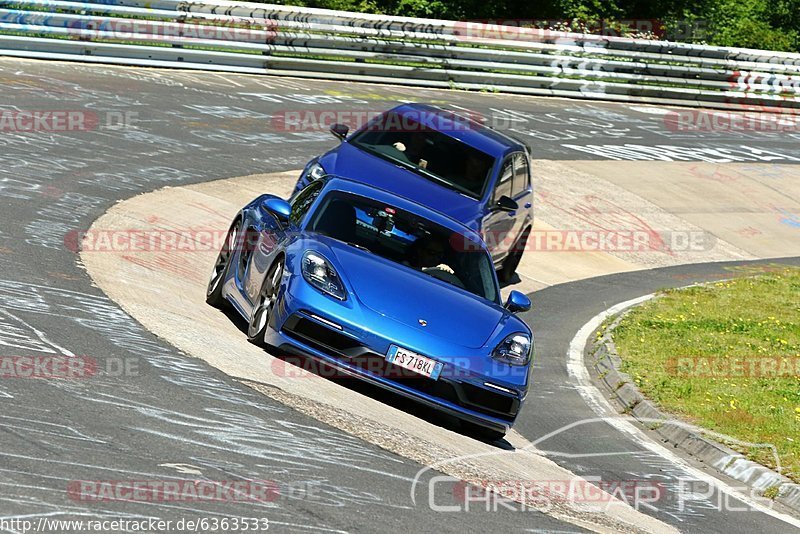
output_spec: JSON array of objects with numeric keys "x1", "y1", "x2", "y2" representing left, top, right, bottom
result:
[
  {"x1": 247, "y1": 258, "x2": 284, "y2": 347},
  {"x1": 462, "y1": 421, "x2": 506, "y2": 443},
  {"x1": 206, "y1": 219, "x2": 241, "y2": 309},
  {"x1": 498, "y1": 227, "x2": 530, "y2": 284}
]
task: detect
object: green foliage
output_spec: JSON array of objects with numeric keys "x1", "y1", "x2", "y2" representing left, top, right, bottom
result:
[
  {"x1": 702, "y1": 0, "x2": 800, "y2": 51},
  {"x1": 390, "y1": 0, "x2": 452, "y2": 18},
  {"x1": 558, "y1": 0, "x2": 622, "y2": 21},
  {"x1": 277, "y1": 0, "x2": 800, "y2": 52},
  {"x1": 288, "y1": 0, "x2": 381, "y2": 14}
]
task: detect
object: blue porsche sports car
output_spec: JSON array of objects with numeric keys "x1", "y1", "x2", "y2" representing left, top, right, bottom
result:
[
  {"x1": 206, "y1": 177, "x2": 534, "y2": 440},
  {"x1": 292, "y1": 103, "x2": 534, "y2": 283}
]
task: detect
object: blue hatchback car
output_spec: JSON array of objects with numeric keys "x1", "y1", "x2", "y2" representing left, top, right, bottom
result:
[
  {"x1": 206, "y1": 177, "x2": 534, "y2": 441},
  {"x1": 293, "y1": 103, "x2": 534, "y2": 283}
]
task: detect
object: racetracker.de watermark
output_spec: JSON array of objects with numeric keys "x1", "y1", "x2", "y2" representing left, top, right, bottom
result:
[
  {"x1": 271, "y1": 354, "x2": 530, "y2": 380},
  {"x1": 0, "y1": 355, "x2": 139, "y2": 378},
  {"x1": 0, "y1": 110, "x2": 138, "y2": 132},
  {"x1": 454, "y1": 19, "x2": 666, "y2": 39},
  {"x1": 666, "y1": 356, "x2": 800, "y2": 378},
  {"x1": 68, "y1": 480, "x2": 280, "y2": 503},
  {"x1": 664, "y1": 110, "x2": 800, "y2": 132},
  {"x1": 65, "y1": 19, "x2": 280, "y2": 42},
  {"x1": 270, "y1": 108, "x2": 509, "y2": 132},
  {"x1": 65, "y1": 229, "x2": 231, "y2": 253},
  {"x1": 453, "y1": 18, "x2": 707, "y2": 41},
  {"x1": 68, "y1": 229, "x2": 716, "y2": 254},
  {"x1": 457, "y1": 230, "x2": 715, "y2": 254}
]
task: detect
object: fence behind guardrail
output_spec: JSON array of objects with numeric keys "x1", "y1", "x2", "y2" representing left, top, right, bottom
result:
[{"x1": 1, "y1": 0, "x2": 799, "y2": 111}]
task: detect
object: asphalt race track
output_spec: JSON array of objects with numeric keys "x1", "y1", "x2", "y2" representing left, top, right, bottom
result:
[
  {"x1": 1, "y1": 58, "x2": 799, "y2": 533},
  {"x1": 518, "y1": 257, "x2": 800, "y2": 532}
]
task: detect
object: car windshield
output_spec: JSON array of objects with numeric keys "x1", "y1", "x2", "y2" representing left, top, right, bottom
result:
[
  {"x1": 309, "y1": 191, "x2": 499, "y2": 303},
  {"x1": 349, "y1": 112, "x2": 496, "y2": 199}
]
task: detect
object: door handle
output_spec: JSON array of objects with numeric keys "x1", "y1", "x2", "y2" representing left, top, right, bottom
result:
[{"x1": 525, "y1": 203, "x2": 532, "y2": 209}]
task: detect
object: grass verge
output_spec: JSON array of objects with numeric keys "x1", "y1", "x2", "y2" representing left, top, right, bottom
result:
[{"x1": 613, "y1": 267, "x2": 800, "y2": 483}]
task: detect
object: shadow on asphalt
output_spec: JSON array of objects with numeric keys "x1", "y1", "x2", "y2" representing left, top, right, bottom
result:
[
  {"x1": 263, "y1": 348, "x2": 514, "y2": 449},
  {"x1": 498, "y1": 272, "x2": 522, "y2": 289}
]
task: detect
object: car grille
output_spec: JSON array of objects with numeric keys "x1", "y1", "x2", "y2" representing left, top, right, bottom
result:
[
  {"x1": 280, "y1": 313, "x2": 518, "y2": 420},
  {"x1": 461, "y1": 382, "x2": 517, "y2": 416},
  {"x1": 282, "y1": 315, "x2": 364, "y2": 355}
]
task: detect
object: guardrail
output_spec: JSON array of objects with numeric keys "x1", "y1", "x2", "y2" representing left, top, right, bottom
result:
[{"x1": 1, "y1": 0, "x2": 800, "y2": 110}]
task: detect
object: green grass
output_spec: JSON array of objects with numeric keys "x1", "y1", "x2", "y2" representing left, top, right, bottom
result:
[{"x1": 614, "y1": 267, "x2": 800, "y2": 483}]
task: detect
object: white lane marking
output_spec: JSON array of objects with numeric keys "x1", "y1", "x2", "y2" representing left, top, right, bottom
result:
[
  {"x1": 158, "y1": 463, "x2": 204, "y2": 475},
  {"x1": 0, "y1": 308, "x2": 75, "y2": 356},
  {"x1": 628, "y1": 106, "x2": 672, "y2": 115},
  {"x1": 567, "y1": 294, "x2": 800, "y2": 528},
  {"x1": 211, "y1": 73, "x2": 244, "y2": 87}
]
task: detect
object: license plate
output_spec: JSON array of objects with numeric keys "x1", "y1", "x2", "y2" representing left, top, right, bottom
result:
[{"x1": 386, "y1": 345, "x2": 443, "y2": 380}]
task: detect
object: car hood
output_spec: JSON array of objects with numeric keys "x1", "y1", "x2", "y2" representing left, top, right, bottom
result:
[
  {"x1": 326, "y1": 241, "x2": 503, "y2": 349},
  {"x1": 323, "y1": 143, "x2": 482, "y2": 229}
]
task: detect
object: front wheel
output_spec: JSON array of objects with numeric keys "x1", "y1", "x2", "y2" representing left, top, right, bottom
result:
[
  {"x1": 247, "y1": 259, "x2": 284, "y2": 347},
  {"x1": 206, "y1": 220, "x2": 240, "y2": 308}
]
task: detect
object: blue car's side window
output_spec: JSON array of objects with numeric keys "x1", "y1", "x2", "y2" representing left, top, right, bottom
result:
[
  {"x1": 290, "y1": 181, "x2": 323, "y2": 226},
  {"x1": 512, "y1": 154, "x2": 530, "y2": 198},
  {"x1": 494, "y1": 157, "x2": 514, "y2": 201}
]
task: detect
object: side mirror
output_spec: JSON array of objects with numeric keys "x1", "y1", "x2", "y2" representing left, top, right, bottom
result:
[
  {"x1": 495, "y1": 195, "x2": 518, "y2": 212},
  {"x1": 330, "y1": 123, "x2": 349, "y2": 141},
  {"x1": 504, "y1": 290, "x2": 531, "y2": 313},
  {"x1": 261, "y1": 198, "x2": 291, "y2": 222}
]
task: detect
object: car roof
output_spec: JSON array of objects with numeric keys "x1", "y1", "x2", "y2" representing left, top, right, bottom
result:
[
  {"x1": 320, "y1": 177, "x2": 486, "y2": 246},
  {"x1": 386, "y1": 103, "x2": 528, "y2": 158}
]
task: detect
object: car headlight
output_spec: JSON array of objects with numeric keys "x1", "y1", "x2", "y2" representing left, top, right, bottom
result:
[
  {"x1": 302, "y1": 251, "x2": 346, "y2": 300},
  {"x1": 492, "y1": 333, "x2": 532, "y2": 366},
  {"x1": 303, "y1": 162, "x2": 326, "y2": 182}
]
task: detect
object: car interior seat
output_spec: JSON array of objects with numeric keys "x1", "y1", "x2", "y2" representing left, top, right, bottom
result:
[{"x1": 316, "y1": 199, "x2": 357, "y2": 243}]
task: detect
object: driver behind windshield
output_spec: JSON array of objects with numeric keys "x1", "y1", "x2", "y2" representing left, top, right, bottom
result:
[
  {"x1": 405, "y1": 235, "x2": 463, "y2": 289},
  {"x1": 392, "y1": 133, "x2": 429, "y2": 168},
  {"x1": 459, "y1": 152, "x2": 492, "y2": 196}
]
